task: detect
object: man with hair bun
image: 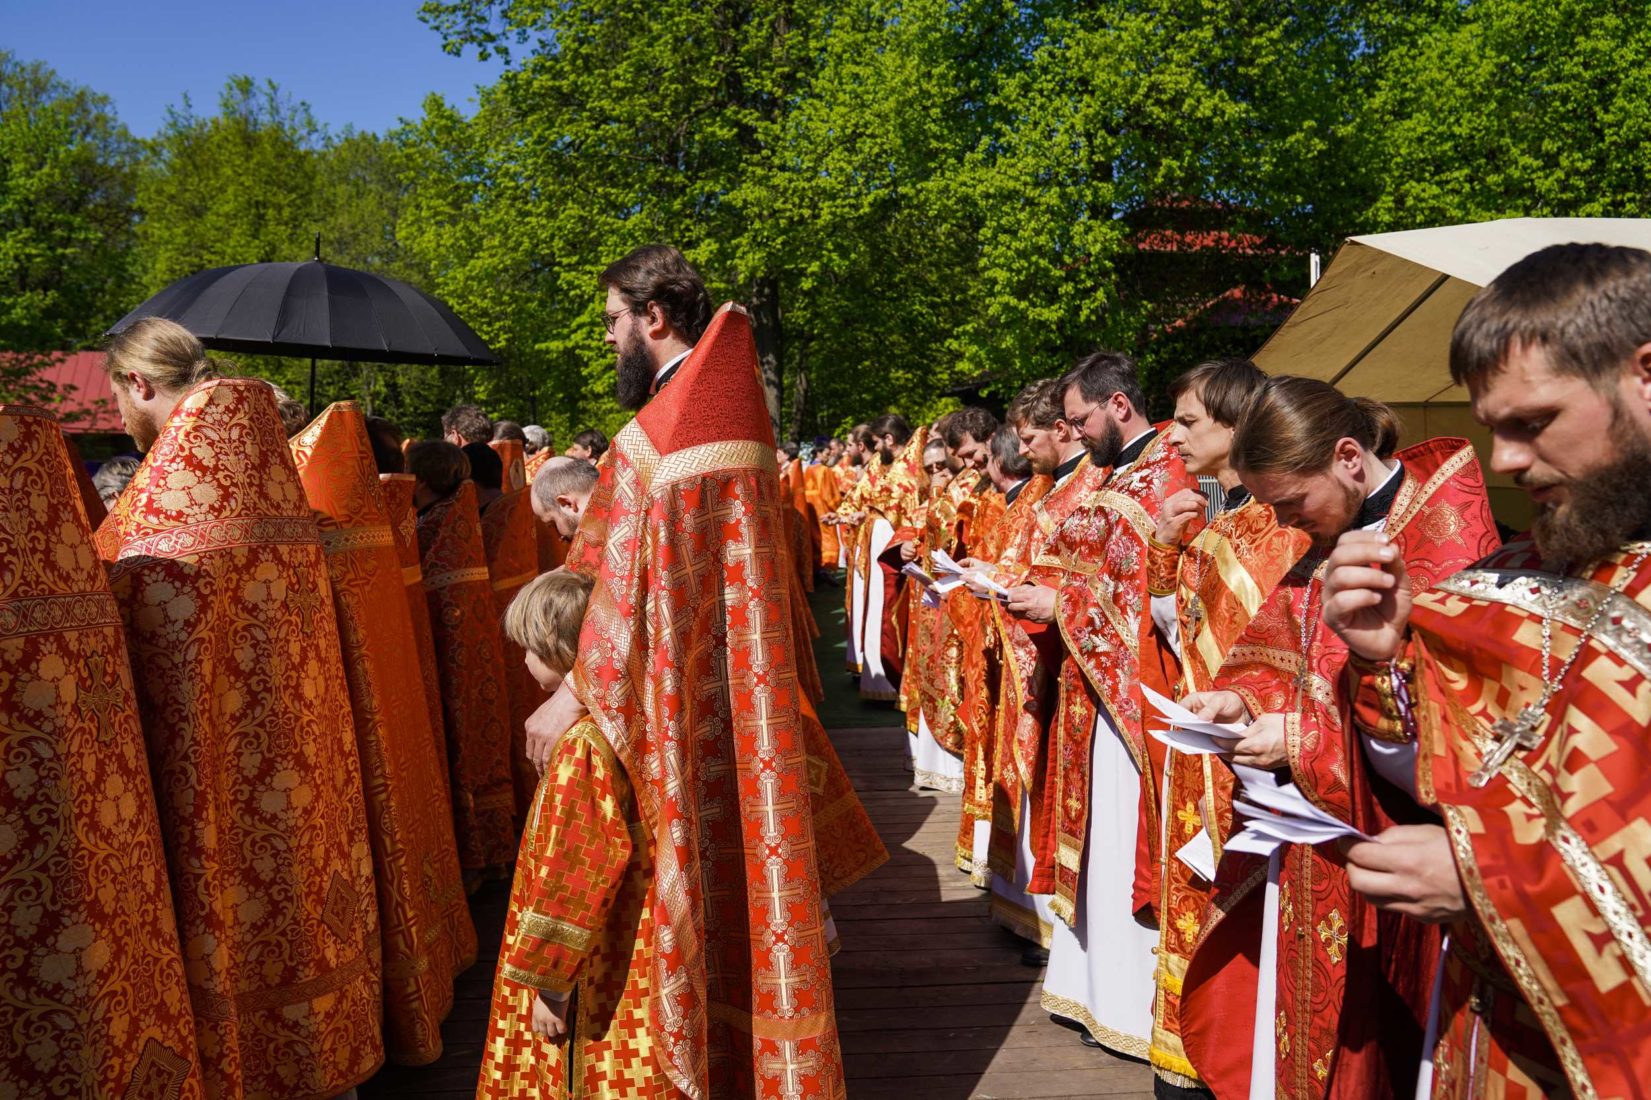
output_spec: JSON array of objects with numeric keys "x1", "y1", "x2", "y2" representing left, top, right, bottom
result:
[
  {"x1": 1178, "y1": 376, "x2": 1499, "y2": 1100},
  {"x1": 99, "y1": 317, "x2": 384, "y2": 1096},
  {"x1": 1325, "y1": 242, "x2": 1651, "y2": 1099}
]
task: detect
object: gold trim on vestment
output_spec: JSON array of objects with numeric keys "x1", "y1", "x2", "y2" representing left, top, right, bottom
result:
[
  {"x1": 400, "y1": 564, "x2": 423, "y2": 586},
  {"x1": 1433, "y1": 568, "x2": 1651, "y2": 682},
  {"x1": 109, "y1": 514, "x2": 321, "y2": 568},
  {"x1": 319, "y1": 524, "x2": 395, "y2": 553},
  {"x1": 188, "y1": 952, "x2": 374, "y2": 1020},
  {"x1": 422, "y1": 565, "x2": 492, "y2": 591},
  {"x1": 706, "y1": 1000, "x2": 836, "y2": 1042},
  {"x1": 500, "y1": 963, "x2": 575, "y2": 994},
  {"x1": 1041, "y1": 991, "x2": 1151, "y2": 1060},
  {"x1": 519, "y1": 911, "x2": 599, "y2": 952},
  {"x1": 0, "y1": 590, "x2": 122, "y2": 639},
  {"x1": 1443, "y1": 805, "x2": 1596, "y2": 1100},
  {"x1": 490, "y1": 569, "x2": 538, "y2": 593}
]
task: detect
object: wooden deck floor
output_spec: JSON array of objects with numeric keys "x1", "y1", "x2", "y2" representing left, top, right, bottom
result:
[{"x1": 361, "y1": 578, "x2": 1152, "y2": 1097}]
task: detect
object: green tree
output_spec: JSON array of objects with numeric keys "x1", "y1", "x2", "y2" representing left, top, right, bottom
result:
[{"x1": 0, "y1": 52, "x2": 139, "y2": 406}]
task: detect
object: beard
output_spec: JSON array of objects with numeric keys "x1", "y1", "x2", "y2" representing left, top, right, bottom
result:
[
  {"x1": 1528, "y1": 410, "x2": 1651, "y2": 571},
  {"x1": 1082, "y1": 417, "x2": 1124, "y2": 468},
  {"x1": 614, "y1": 333, "x2": 655, "y2": 411}
]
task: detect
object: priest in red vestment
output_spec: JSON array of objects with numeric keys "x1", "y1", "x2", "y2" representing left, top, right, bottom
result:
[
  {"x1": 520, "y1": 253, "x2": 858, "y2": 1097},
  {"x1": 99, "y1": 319, "x2": 383, "y2": 1097},
  {"x1": 1143, "y1": 359, "x2": 1308, "y2": 1095},
  {"x1": 1180, "y1": 378, "x2": 1499, "y2": 1100},
  {"x1": 1328, "y1": 243, "x2": 1651, "y2": 1099},
  {"x1": 1, "y1": 404, "x2": 205, "y2": 1099},
  {"x1": 380, "y1": 470, "x2": 456, "y2": 799},
  {"x1": 1005, "y1": 353, "x2": 1196, "y2": 1056},
  {"x1": 291, "y1": 402, "x2": 477, "y2": 1065}
]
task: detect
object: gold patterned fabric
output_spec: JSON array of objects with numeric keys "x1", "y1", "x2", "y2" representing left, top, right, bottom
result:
[
  {"x1": 1, "y1": 405, "x2": 205, "y2": 1099},
  {"x1": 380, "y1": 473, "x2": 453, "y2": 801},
  {"x1": 479, "y1": 719, "x2": 671, "y2": 1098},
  {"x1": 97, "y1": 379, "x2": 384, "y2": 1098},
  {"x1": 291, "y1": 403, "x2": 478, "y2": 1065},
  {"x1": 569, "y1": 311, "x2": 852, "y2": 1099},
  {"x1": 480, "y1": 486, "x2": 549, "y2": 817}
]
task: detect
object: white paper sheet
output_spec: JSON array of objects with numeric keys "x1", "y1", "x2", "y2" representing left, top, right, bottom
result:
[
  {"x1": 1147, "y1": 724, "x2": 1232, "y2": 756},
  {"x1": 1140, "y1": 684, "x2": 1245, "y2": 739},
  {"x1": 1175, "y1": 827, "x2": 1218, "y2": 882},
  {"x1": 930, "y1": 548, "x2": 1014, "y2": 600}
]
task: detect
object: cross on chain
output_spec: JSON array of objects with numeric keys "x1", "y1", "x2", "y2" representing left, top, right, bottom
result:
[{"x1": 1469, "y1": 705, "x2": 1546, "y2": 789}]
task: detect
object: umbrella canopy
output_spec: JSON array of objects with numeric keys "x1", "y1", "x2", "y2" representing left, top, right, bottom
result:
[
  {"x1": 108, "y1": 260, "x2": 500, "y2": 367},
  {"x1": 1254, "y1": 217, "x2": 1651, "y2": 403}
]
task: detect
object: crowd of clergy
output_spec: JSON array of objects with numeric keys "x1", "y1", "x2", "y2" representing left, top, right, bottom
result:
[
  {"x1": 805, "y1": 240, "x2": 1651, "y2": 1100},
  {"x1": 4, "y1": 237, "x2": 1651, "y2": 1100}
]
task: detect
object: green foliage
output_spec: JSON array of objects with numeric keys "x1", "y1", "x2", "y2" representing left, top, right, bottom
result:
[
  {"x1": 0, "y1": 52, "x2": 139, "y2": 406},
  {"x1": 7, "y1": 1, "x2": 1651, "y2": 437}
]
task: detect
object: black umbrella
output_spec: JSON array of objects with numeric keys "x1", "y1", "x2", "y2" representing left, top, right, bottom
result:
[{"x1": 108, "y1": 239, "x2": 499, "y2": 414}]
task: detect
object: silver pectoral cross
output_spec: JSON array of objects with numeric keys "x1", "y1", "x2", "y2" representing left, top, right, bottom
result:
[
  {"x1": 1185, "y1": 593, "x2": 1204, "y2": 633},
  {"x1": 1468, "y1": 705, "x2": 1545, "y2": 788}
]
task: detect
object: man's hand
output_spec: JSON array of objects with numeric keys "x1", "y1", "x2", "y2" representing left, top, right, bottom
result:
[
  {"x1": 956, "y1": 557, "x2": 988, "y2": 572},
  {"x1": 1211, "y1": 713, "x2": 1288, "y2": 769},
  {"x1": 823, "y1": 513, "x2": 840, "y2": 526},
  {"x1": 1178, "y1": 690, "x2": 1251, "y2": 725},
  {"x1": 531, "y1": 990, "x2": 570, "y2": 1040},
  {"x1": 525, "y1": 680, "x2": 589, "y2": 773},
  {"x1": 898, "y1": 540, "x2": 920, "y2": 563},
  {"x1": 1155, "y1": 488, "x2": 1208, "y2": 547},
  {"x1": 1323, "y1": 531, "x2": 1412, "y2": 662},
  {"x1": 1343, "y1": 825, "x2": 1467, "y2": 924},
  {"x1": 1006, "y1": 584, "x2": 1057, "y2": 624}
]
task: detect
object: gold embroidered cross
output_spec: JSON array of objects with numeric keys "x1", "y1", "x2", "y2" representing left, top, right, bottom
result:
[
  {"x1": 1176, "y1": 800, "x2": 1202, "y2": 838},
  {"x1": 1317, "y1": 908, "x2": 1347, "y2": 965},
  {"x1": 757, "y1": 1037, "x2": 821, "y2": 1100},
  {"x1": 80, "y1": 654, "x2": 125, "y2": 745},
  {"x1": 286, "y1": 586, "x2": 326, "y2": 635}
]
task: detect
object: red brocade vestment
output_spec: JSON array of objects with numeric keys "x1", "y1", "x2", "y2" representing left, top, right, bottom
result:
[
  {"x1": 479, "y1": 718, "x2": 671, "y2": 1098},
  {"x1": 291, "y1": 403, "x2": 477, "y2": 1065},
  {"x1": 96, "y1": 379, "x2": 384, "y2": 1098},
  {"x1": 1351, "y1": 538, "x2": 1651, "y2": 1099},
  {"x1": 567, "y1": 310, "x2": 872, "y2": 1099},
  {"x1": 1144, "y1": 498, "x2": 1307, "y2": 1089},
  {"x1": 1, "y1": 406, "x2": 205, "y2": 1099},
  {"x1": 380, "y1": 473, "x2": 454, "y2": 800},
  {"x1": 1182, "y1": 439, "x2": 1500, "y2": 1100},
  {"x1": 1046, "y1": 431, "x2": 1195, "y2": 922},
  {"x1": 417, "y1": 481, "x2": 518, "y2": 873},
  {"x1": 951, "y1": 483, "x2": 1009, "y2": 878}
]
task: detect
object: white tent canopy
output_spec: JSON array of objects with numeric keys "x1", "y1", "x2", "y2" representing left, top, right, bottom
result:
[{"x1": 1253, "y1": 217, "x2": 1651, "y2": 403}]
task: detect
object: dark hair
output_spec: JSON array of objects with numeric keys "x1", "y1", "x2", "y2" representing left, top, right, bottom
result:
[
  {"x1": 462, "y1": 441, "x2": 503, "y2": 491},
  {"x1": 1451, "y1": 243, "x2": 1651, "y2": 390},
  {"x1": 599, "y1": 244, "x2": 713, "y2": 345},
  {"x1": 848, "y1": 423, "x2": 875, "y2": 448},
  {"x1": 989, "y1": 426, "x2": 1031, "y2": 479},
  {"x1": 1231, "y1": 376, "x2": 1402, "y2": 475},
  {"x1": 364, "y1": 416, "x2": 406, "y2": 475},
  {"x1": 441, "y1": 404, "x2": 492, "y2": 444},
  {"x1": 945, "y1": 406, "x2": 1000, "y2": 449},
  {"x1": 1006, "y1": 378, "x2": 1064, "y2": 430},
  {"x1": 869, "y1": 413, "x2": 912, "y2": 446},
  {"x1": 572, "y1": 428, "x2": 609, "y2": 459},
  {"x1": 491, "y1": 419, "x2": 527, "y2": 444},
  {"x1": 276, "y1": 396, "x2": 309, "y2": 438},
  {"x1": 1168, "y1": 358, "x2": 1268, "y2": 428},
  {"x1": 407, "y1": 440, "x2": 469, "y2": 499},
  {"x1": 780, "y1": 441, "x2": 800, "y2": 460},
  {"x1": 1060, "y1": 350, "x2": 1146, "y2": 416}
]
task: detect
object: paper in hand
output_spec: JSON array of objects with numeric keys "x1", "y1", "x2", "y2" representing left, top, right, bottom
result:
[
  {"x1": 1224, "y1": 762, "x2": 1371, "y2": 856},
  {"x1": 1141, "y1": 685, "x2": 1244, "y2": 739},
  {"x1": 931, "y1": 548, "x2": 1013, "y2": 600}
]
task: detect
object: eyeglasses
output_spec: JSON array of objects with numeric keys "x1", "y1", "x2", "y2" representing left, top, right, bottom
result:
[
  {"x1": 1065, "y1": 396, "x2": 1112, "y2": 431},
  {"x1": 602, "y1": 307, "x2": 631, "y2": 334}
]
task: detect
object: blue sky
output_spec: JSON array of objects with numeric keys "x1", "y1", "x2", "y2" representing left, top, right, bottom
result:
[{"x1": 5, "y1": 0, "x2": 506, "y2": 136}]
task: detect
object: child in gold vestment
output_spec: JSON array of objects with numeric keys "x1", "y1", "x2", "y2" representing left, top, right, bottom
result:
[{"x1": 478, "y1": 570, "x2": 674, "y2": 1099}]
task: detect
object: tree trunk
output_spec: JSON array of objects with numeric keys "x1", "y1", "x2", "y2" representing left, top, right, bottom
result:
[
  {"x1": 788, "y1": 352, "x2": 808, "y2": 442},
  {"x1": 747, "y1": 274, "x2": 784, "y2": 439}
]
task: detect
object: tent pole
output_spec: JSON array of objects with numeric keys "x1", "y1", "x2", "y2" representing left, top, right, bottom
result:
[{"x1": 308, "y1": 357, "x2": 317, "y2": 417}]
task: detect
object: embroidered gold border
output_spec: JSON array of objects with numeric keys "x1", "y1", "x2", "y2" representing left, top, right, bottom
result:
[
  {"x1": 1432, "y1": 568, "x2": 1651, "y2": 682},
  {"x1": 518, "y1": 911, "x2": 598, "y2": 952},
  {"x1": 1041, "y1": 991, "x2": 1151, "y2": 1061},
  {"x1": 319, "y1": 524, "x2": 395, "y2": 553},
  {"x1": 423, "y1": 565, "x2": 492, "y2": 591}
]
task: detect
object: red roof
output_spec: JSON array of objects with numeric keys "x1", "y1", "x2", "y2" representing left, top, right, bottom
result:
[
  {"x1": 1159, "y1": 286, "x2": 1299, "y2": 335},
  {"x1": 26, "y1": 352, "x2": 123, "y2": 432}
]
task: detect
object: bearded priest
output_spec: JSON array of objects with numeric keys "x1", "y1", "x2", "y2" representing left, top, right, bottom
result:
[{"x1": 1327, "y1": 242, "x2": 1651, "y2": 1100}]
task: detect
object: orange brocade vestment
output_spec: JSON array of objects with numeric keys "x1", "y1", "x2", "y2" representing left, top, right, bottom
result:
[
  {"x1": 291, "y1": 403, "x2": 477, "y2": 1065},
  {"x1": 1143, "y1": 496, "x2": 1306, "y2": 1089},
  {"x1": 95, "y1": 379, "x2": 384, "y2": 1098},
  {"x1": 1351, "y1": 539, "x2": 1651, "y2": 1099},
  {"x1": 1, "y1": 406, "x2": 204, "y2": 1099},
  {"x1": 380, "y1": 473, "x2": 454, "y2": 799},
  {"x1": 417, "y1": 481, "x2": 519, "y2": 872},
  {"x1": 1181, "y1": 439, "x2": 1500, "y2": 1100},
  {"x1": 568, "y1": 310, "x2": 858, "y2": 1099},
  {"x1": 479, "y1": 718, "x2": 670, "y2": 1098}
]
